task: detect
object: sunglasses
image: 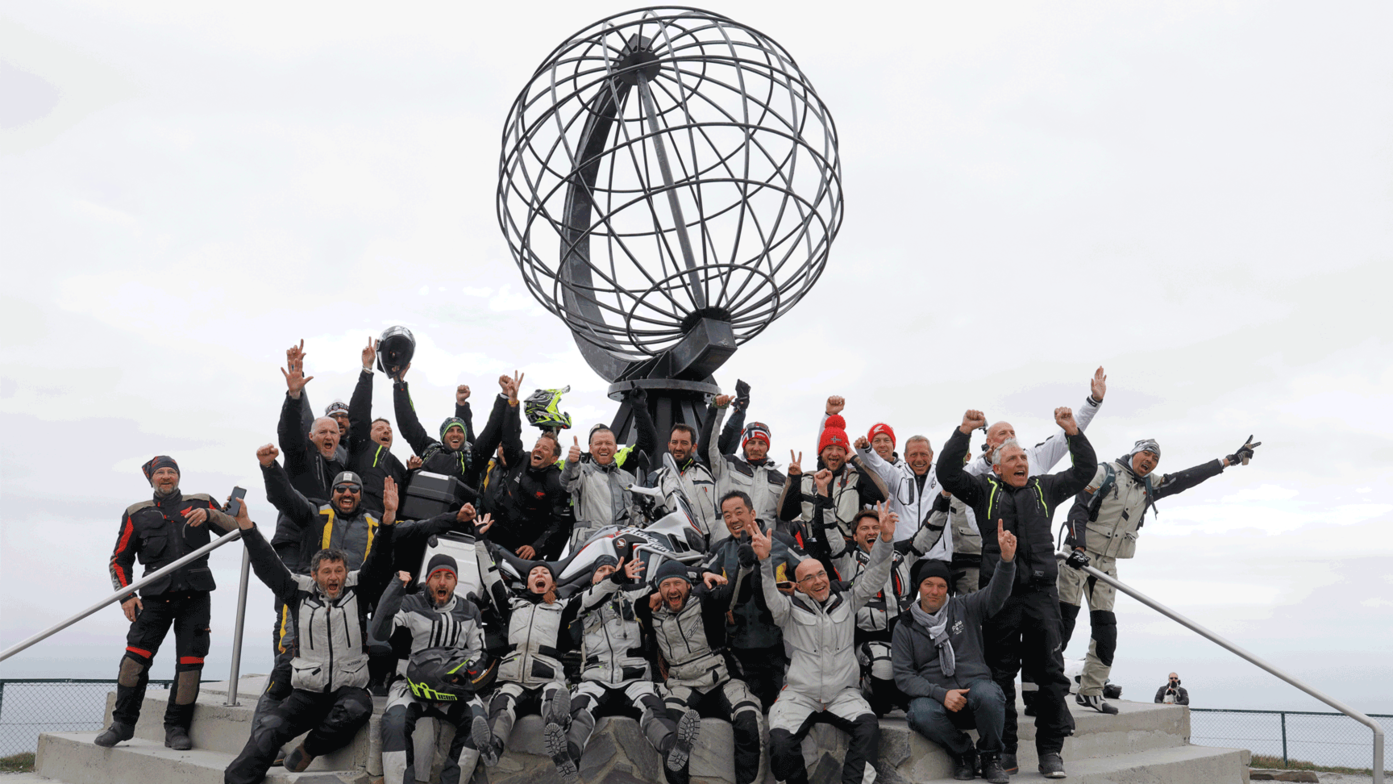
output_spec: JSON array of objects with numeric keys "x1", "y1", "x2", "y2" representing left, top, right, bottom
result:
[{"x1": 333, "y1": 484, "x2": 362, "y2": 495}]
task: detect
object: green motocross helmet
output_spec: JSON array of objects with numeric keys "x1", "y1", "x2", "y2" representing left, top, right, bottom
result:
[{"x1": 524, "y1": 385, "x2": 573, "y2": 430}]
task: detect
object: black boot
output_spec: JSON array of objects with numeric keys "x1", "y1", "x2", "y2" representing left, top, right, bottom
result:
[
  {"x1": 164, "y1": 725, "x2": 193, "y2": 750},
  {"x1": 979, "y1": 753, "x2": 1010, "y2": 784},
  {"x1": 1000, "y1": 752, "x2": 1019, "y2": 774},
  {"x1": 951, "y1": 750, "x2": 977, "y2": 780},
  {"x1": 94, "y1": 722, "x2": 134, "y2": 748}
]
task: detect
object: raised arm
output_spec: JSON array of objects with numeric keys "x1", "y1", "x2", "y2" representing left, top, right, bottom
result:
[
  {"x1": 1043, "y1": 408, "x2": 1098, "y2": 505},
  {"x1": 1152, "y1": 458, "x2": 1227, "y2": 501},
  {"x1": 494, "y1": 372, "x2": 527, "y2": 468},
  {"x1": 348, "y1": 339, "x2": 377, "y2": 454},
  {"x1": 234, "y1": 502, "x2": 299, "y2": 599},
  {"x1": 963, "y1": 521, "x2": 1018, "y2": 618},
  {"x1": 1028, "y1": 369, "x2": 1105, "y2": 474},
  {"x1": 625, "y1": 389, "x2": 657, "y2": 472},
  {"x1": 936, "y1": 411, "x2": 988, "y2": 509},
  {"x1": 700, "y1": 400, "x2": 724, "y2": 473},
  {"x1": 751, "y1": 526, "x2": 793, "y2": 627},
  {"x1": 370, "y1": 572, "x2": 410, "y2": 640},
  {"x1": 393, "y1": 377, "x2": 437, "y2": 457},
  {"x1": 776, "y1": 450, "x2": 805, "y2": 522},
  {"x1": 260, "y1": 445, "x2": 316, "y2": 522},
  {"x1": 455, "y1": 384, "x2": 476, "y2": 444},
  {"x1": 848, "y1": 504, "x2": 896, "y2": 613},
  {"x1": 277, "y1": 393, "x2": 311, "y2": 477}
]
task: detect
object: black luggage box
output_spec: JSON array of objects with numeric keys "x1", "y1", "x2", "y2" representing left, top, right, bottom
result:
[{"x1": 400, "y1": 471, "x2": 466, "y2": 520}]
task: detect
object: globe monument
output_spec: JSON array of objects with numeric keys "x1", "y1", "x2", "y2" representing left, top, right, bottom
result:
[{"x1": 498, "y1": 7, "x2": 844, "y2": 440}]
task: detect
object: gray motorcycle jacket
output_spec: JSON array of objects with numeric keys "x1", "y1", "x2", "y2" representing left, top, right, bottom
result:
[
  {"x1": 575, "y1": 573, "x2": 654, "y2": 685},
  {"x1": 371, "y1": 577, "x2": 487, "y2": 678},
  {"x1": 243, "y1": 522, "x2": 395, "y2": 693},
  {"x1": 640, "y1": 571, "x2": 747, "y2": 691}
]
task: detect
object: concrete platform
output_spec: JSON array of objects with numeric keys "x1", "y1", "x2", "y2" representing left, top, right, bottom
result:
[{"x1": 34, "y1": 676, "x2": 1251, "y2": 784}]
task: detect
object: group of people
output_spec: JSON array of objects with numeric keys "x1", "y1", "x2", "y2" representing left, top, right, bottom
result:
[{"x1": 96, "y1": 341, "x2": 1261, "y2": 784}]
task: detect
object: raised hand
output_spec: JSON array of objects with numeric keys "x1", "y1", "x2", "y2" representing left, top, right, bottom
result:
[
  {"x1": 702, "y1": 571, "x2": 728, "y2": 589},
  {"x1": 281, "y1": 344, "x2": 314, "y2": 399},
  {"x1": 1225, "y1": 435, "x2": 1261, "y2": 467},
  {"x1": 362, "y1": 337, "x2": 378, "y2": 371},
  {"x1": 475, "y1": 512, "x2": 494, "y2": 536},
  {"x1": 748, "y1": 524, "x2": 772, "y2": 560},
  {"x1": 734, "y1": 379, "x2": 751, "y2": 411},
  {"x1": 960, "y1": 409, "x2": 986, "y2": 434},
  {"x1": 714, "y1": 394, "x2": 733, "y2": 408},
  {"x1": 853, "y1": 436, "x2": 870, "y2": 451},
  {"x1": 286, "y1": 339, "x2": 305, "y2": 369},
  {"x1": 826, "y1": 395, "x2": 845, "y2": 416},
  {"x1": 1091, "y1": 366, "x2": 1107, "y2": 401},
  {"x1": 382, "y1": 477, "x2": 399, "y2": 523},
  {"x1": 257, "y1": 443, "x2": 280, "y2": 467},
  {"x1": 456, "y1": 503, "x2": 477, "y2": 523},
  {"x1": 624, "y1": 556, "x2": 645, "y2": 581},
  {"x1": 233, "y1": 494, "x2": 254, "y2": 530},
  {"x1": 569, "y1": 436, "x2": 582, "y2": 463},
  {"x1": 813, "y1": 468, "x2": 833, "y2": 495},
  {"x1": 398, "y1": 570, "x2": 413, "y2": 586},
  {"x1": 876, "y1": 501, "x2": 898, "y2": 541},
  {"x1": 997, "y1": 520, "x2": 1017, "y2": 562},
  {"x1": 788, "y1": 450, "x2": 803, "y2": 476},
  {"x1": 456, "y1": 384, "x2": 471, "y2": 406},
  {"x1": 1054, "y1": 407, "x2": 1078, "y2": 436},
  {"x1": 407, "y1": 455, "x2": 423, "y2": 471}
]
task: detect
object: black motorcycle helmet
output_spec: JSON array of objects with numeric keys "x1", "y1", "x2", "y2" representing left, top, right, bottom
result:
[{"x1": 377, "y1": 326, "x2": 416, "y2": 380}]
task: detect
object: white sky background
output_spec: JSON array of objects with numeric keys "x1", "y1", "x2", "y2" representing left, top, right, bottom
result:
[{"x1": 2, "y1": 0, "x2": 1391, "y2": 714}]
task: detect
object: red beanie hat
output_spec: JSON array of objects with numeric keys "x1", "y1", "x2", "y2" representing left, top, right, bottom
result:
[
  {"x1": 819, "y1": 426, "x2": 850, "y2": 456},
  {"x1": 825, "y1": 414, "x2": 847, "y2": 430},
  {"x1": 868, "y1": 423, "x2": 896, "y2": 447}
]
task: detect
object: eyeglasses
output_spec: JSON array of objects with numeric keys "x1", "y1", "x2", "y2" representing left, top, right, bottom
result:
[
  {"x1": 796, "y1": 570, "x2": 827, "y2": 584},
  {"x1": 333, "y1": 484, "x2": 362, "y2": 495}
]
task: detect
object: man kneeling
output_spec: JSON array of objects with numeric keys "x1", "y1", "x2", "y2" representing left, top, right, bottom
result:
[
  {"x1": 893, "y1": 522, "x2": 1018, "y2": 783},
  {"x1": 751, "y1": 502, "x2": 897, "y2": 784},
  {"x1": 224, "y1": 498, "x2": 395, "y2": 784}
]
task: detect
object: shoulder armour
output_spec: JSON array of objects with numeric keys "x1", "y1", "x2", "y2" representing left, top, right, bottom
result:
[{"x1": 125, "y1": 499, "x2": 155, "y2": 515}]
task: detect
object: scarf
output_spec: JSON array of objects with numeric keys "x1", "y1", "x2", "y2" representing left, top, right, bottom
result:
[{"x1": 910, "y1": 601, "x2": 956, "y2": 676}]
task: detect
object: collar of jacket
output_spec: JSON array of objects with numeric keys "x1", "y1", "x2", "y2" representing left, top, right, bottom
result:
[{"x1": 153, "y1": 489, "x2": 184, "y2": 508}]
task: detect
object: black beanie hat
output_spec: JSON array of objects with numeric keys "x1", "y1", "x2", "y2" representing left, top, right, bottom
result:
[
  {"x1": 592, "y1": 554, "x2": 619, "y2": 571},
  {"x1": 426, "y1": 554, "x2": 458, "y2": 580},
  {"x1": 141, "y1": 456, "x2": 180, "y2": 484},
  {"x1": 652, "y1": 560, "x2": 694, "y2": 588},
  {"x1": 910, "y1": 558, "x2": 953, "y2": 592}
]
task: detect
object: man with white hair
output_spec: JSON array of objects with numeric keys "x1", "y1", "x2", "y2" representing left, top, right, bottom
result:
[
  {"x1": 751, "y1": 502, "x2": 897, "y2": 784},
  {"x1": 936, "y1": 407, "x2": 1097, "y2": 779}
]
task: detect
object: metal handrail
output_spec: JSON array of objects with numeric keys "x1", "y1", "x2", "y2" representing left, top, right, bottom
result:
[
  {"x1": 1075, "y1": 561, "x2": 1385, "y2": 783},
  {"x1": 0, "y1": 529, "x2": 245, "y2": 664}
]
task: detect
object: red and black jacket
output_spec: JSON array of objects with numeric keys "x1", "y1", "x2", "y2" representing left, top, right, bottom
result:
[{"x1": 109, "y1": 491, "x2": 233, "y2": 599}]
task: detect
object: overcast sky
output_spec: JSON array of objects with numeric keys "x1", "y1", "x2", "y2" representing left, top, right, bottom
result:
[{"x1": 2, "y1": 1, "x2": 1391, "y2": 714}]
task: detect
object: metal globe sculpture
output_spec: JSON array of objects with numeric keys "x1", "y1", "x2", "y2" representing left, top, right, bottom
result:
[{"x1": 498, "y1": 7, "x2": 843, "y2": 435}]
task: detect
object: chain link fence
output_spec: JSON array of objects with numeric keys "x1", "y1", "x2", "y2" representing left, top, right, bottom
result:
[
  {"x1": 0, "y1": 679, "x2": 174, "y2": 757},
  {"x1": 1191, "y1": 708, "x2": 1392, "y2": 772}
]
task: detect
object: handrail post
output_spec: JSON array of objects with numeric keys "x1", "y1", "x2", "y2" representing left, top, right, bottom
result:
[
  {"x1": 1071, "y1": 560, "x2": 1384, "y2": 784},
  {"x1": 223, "y1": 547, "x2": 252, "y2": 706},
  {"x1": 1280, "y1": 711, "x2": 1288, "y2": 766}
]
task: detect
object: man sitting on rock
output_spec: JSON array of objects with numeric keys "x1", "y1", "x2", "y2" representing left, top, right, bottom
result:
[
  {"x1": 639, "y1": 559, "x2": 763, "y2": 784},
  {"x1": 893, "y1": 521, "x2": 1019, "y2": 784},
  {"x1": 544, "y1": 554, "x2": 702, "y2": 783},
  {"x1": 751, "y1": 502, "x2": 897, "y2": 784},
  {"x1": 373, "y1": 556, "x2": 492, "y2": 784},
  {"x1": 223, "y1": 493, "x2": 395, "y2": 784}
]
